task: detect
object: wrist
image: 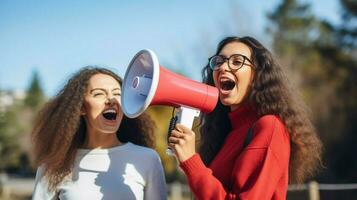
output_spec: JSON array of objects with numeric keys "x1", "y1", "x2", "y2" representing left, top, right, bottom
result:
[{"x1": 179, "y1": 152, "x2": 196, "y2": 162}]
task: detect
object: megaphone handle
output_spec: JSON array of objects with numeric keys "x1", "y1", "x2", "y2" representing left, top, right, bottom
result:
[
  {"x1": 175, "y1": 107, "x2": 200, "y2": 128},
  {"x1": 166, "y1": 106, "x2": 200, "y2": 156},
  {"x1": 166, "y1": 114, "x2": 178, "y2": 156},
  {"x1": 167, "y1": 115, "x2": 178, "y2": 140}
]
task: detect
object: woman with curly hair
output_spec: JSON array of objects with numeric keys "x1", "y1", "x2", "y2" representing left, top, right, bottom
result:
[
  {"x1": 32, "y1": 67, "x2": 166, "y2": 200},
  {"x1": 169, "y1": 36, "x2": 322, "y2": 200}
]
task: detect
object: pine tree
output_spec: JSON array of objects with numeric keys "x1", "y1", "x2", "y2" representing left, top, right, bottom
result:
[
  {"x1": 268, "y1": 0, "x2": 357, "y2": 182},
  {"x1": 24, "y1": 70, "x2": 45, "y2": 110},
  {"x1": 0, "y1": 103, "x2": 23, "y2": 172},
  {"x1": 325, "y1": 0, "x2": 357, "y2": 182},
  {"x1": 339, "y1": 0, "x2": 357, "y2": 49},
  {"x1": 267, "y1": 0, "x2": 316, "y2": 56}
]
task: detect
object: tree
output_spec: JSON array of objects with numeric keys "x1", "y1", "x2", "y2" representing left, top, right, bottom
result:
[
  {"x1": 324, "y1": 0, "x2": 357, "y2": 182},
  {"x1": 0, "y1": 70, "x2": 47, "y2": 174},
  {"x1": 268, "y1": 0, "x2": 336, "y2": 137},
  {"x1": 23, "y1": 70, "x2": 45, "y2": 110},
  {"x1": 338, "y1": 0, "x2": 357, "y2": 49},
  {"x1": 268, "y1": 0, "x2": 357, "y2": 183},
  {"x1": 0, "y1": 103, "x2": 23, "y2": 172},
  {"x1": 268, "y1": 0, "x2": 316, "y2": 56}
]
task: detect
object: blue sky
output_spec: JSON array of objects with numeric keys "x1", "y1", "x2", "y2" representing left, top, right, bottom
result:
[{"x1": 0, "y1": 0, "x2": 340, "y2": 97}]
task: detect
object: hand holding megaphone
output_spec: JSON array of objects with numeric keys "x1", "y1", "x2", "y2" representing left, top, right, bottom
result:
[
  {"x1": 121, "y1": 49, "x2": 218, "y2": 155},
  {"x1": 169, "y1": 123, "x2": 197, "y2": 162}
]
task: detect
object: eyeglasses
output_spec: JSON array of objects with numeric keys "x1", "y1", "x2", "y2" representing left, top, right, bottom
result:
[{"x1": 208, "y1": 54, "x2": 254, "y2": 71}]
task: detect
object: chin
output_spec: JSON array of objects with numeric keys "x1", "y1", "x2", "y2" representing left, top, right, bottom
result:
[
  {"x1": 102, "y1": 131, "x2": 118, "y2": 135},
  {"x1": 220, "y1": 97, "x2": 235, "y2": 106},
  {"x1": 220, "y1": 95, "x2": 244, "y2": 107},
  {"x1": 99, "y1": 127, "x2": 119, "y2": 134}
]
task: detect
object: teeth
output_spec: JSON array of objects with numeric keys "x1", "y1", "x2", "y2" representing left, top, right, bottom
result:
[
  {"x1": 220, "y1": 77, "x2": 233, "y2": 82},
  {"x1": 103, "y1": 109, "x2": 116, "y2": 114},
  {"x1": 220, "y1": 80, "x2": 234, "y2": 84}
]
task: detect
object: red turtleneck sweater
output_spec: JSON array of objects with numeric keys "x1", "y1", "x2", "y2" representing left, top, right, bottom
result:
[{"x1": 180, "y1": 105, "x2": 290, "y2": 200}]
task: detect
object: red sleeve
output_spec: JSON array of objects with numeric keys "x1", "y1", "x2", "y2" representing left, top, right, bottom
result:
[
  {"x1": 180, "y1": 154, "x2": 230, "y2": 199},
  {"x1": 180, "y1": 115, "x2": 290, "y2": 200}
]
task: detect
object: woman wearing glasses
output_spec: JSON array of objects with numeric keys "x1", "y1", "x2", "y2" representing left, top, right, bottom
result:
[{"x1": 169, "y1": 36, "x2": 322, "y2": 200}]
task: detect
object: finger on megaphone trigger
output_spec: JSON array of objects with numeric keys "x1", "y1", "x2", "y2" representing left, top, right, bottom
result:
[
  {"x1": 176, "y1": 123, "x2": 192, "y2": 134},
  {"x1": 168, "y1": 142, "x2": 176, "y2": 149},
  {"x1": 169, "y1": 142, "x2": 181, "y2": 151},
  {"x1": 169, "y1": 144, "x2": 180, "y2": 156},
  {"x1": 171, "y1": 130, "x2": 185, "y2": 138},
  {"x1": 175, "y1": 123, "x2": 186, "y2": 132},
  {"x1": 168, "y1": 143, "x2": 178, "y2": 153},
  {"x1": 168, "y1": 136, "x2": 180, "y2": 144}
]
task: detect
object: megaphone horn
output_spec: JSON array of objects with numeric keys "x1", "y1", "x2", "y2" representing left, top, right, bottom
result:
[
  {"x1": 121, "y1": 49, "x2": 219, "y2": 154},
  {"x1": 122, "y1": 49, "x2": 218, "y2": 120}
]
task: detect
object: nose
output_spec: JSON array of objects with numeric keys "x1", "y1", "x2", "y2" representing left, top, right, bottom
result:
[
  {"x1": 106, "y1": 97, "x2": 116, "y2": 106},
  {"x1": 217, "y1": 60, "x2": 230, "y2": 72}
]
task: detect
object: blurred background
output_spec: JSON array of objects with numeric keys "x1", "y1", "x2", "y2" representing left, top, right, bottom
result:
[{"x1": 0, "y1": 0, "x2": 356, "y2": 199}]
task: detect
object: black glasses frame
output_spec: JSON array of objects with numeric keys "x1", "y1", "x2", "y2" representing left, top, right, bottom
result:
[{"x1": 208, "y1": 54, "x2": 254, "y2": 71}]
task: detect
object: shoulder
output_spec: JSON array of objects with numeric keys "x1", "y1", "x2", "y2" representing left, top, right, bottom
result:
[
  {"x1": 123, "y1": 143, "x2": 164, "y2": 176},
  {"x1": 125, "y1": 143, "x2": 162, "y2": 162},
  {"x1": 250, "y1": 115, "x2": 289, "y2": 148},
  {"x1": 256, "y1": 115, "x2": 284, "y2": 129},
  {"x1": 257, "y1": 115, "x2": 290, "y2": 164},
  {"x1": 127, "y1": 143, "x2": 159, "y2": 156},
  {"x1": 35, "y1": 164, "x2": 46, "y2": 181},
  {"x1": 33, "y1": 165, "x2": 57, "y2": 199},
  {"x1": 255, "y1": 115, "x2": 286, "y2": 135}
]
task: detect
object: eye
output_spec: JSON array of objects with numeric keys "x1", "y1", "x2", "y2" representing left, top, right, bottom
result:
[
  {"x1": 232, "y1": 60, "x2": 243, "y2": 65},
  {"x1": 213, "y1": 57, "x2": 226, "y2": 67},
  {"x1": 93, "y1": 92, "x2": 105, "y2": 97},
  {"x1": 231, "y1": 56, "x2": 244, "y2": 66},
  {"x1": 216, "y1": 60, "x2": 225, "y2": 66},
  {"x1": 114, "y1": 93, "x2": 121, "y2": 96}
]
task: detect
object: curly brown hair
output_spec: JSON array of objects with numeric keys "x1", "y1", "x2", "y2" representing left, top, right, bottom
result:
[
  {"x1": 199, "y1": 36, "x2": 322, "y2": 184},
  {"x1": 31, "y1": 66, "x2": 156, "y2": 190}
]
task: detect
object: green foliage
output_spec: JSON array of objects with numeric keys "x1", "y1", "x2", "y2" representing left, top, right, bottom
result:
[
  {"x1": 267, "y1": 0, "x2": 316, "y2": 56},
  {"x1": 322, "y1": 0, "x2": 357, "y2": 181},
  {"x1": 0, "y1": 70, "x2": 46, "y2": 173},
  {"x1": 23, "y1": 70, "x2": 45, "y2": 110},
  {"x1": 0, "y1": 105, "x2": 23, "y2": 171},
  {"x1": 339, "y1": 0, "x2": 357, "y2": 48},
  {"x1": 269, "y1": 0, "x2": 357, "y2": 182}
]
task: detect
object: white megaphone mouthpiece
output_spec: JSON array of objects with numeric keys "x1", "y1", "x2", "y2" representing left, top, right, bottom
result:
[{"x1": 121, "y1": 49, "x2": 160, "y2": 118}]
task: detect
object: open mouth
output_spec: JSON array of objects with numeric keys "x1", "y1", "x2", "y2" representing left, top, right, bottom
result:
[
  {"x1": 220, "y1": 79, "x2": 236, "y2": 91},
  {"x1": 102, "y1": 108, "x2": 117, "y2": 121}
]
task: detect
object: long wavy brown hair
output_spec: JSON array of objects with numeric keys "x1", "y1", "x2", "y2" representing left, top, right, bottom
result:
[
  {"x1": 199, "y1": 36, "x2": 322, "y2": 184},
  {"x1": 31, "y1": 67, "x2": 156, "y2": 190}
]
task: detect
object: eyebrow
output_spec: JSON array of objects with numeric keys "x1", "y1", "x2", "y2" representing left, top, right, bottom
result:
[
  {"x1": 219, "y1": 53, "x2": 249, "y2": 58},
  {"x1": 90, "y1": 88, "x2": 121, "y2": 93}
]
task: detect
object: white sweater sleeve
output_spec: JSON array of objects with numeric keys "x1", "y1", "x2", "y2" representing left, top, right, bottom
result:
[
  {"x1": 144, "y1": 152, "x2": 167, "y2": 200},
  {"x1": 32, "y1": 166, "x2": 57, "y2": 200}
]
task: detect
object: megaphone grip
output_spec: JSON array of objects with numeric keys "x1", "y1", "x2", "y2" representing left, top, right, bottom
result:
[
  {"x1": 167, "y1": 115, "x2": 178, "y2": 140},
  {"x1": 166, "y1": 115, "x2": 178, "y2": 156}
]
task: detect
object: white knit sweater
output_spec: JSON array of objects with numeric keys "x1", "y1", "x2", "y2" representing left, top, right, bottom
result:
[{"x1": 32, "y1": 142, "x2": 167, "y2": 200}]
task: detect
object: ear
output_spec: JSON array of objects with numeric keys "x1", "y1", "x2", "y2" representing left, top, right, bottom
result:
[{"x1": 249, "y1": 69, "x2": 256, "y2": 85}]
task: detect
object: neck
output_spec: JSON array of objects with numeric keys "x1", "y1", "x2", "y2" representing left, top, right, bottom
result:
[
  {"x1": 82, "y1": 130, "x2": 122, "y2": 149},
  {"x1": 229, "y1": 102, "x2": 258, "y2": 130},
  {"x1": 230, "y1": 101, "x2": 249, "y2": 111}
]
